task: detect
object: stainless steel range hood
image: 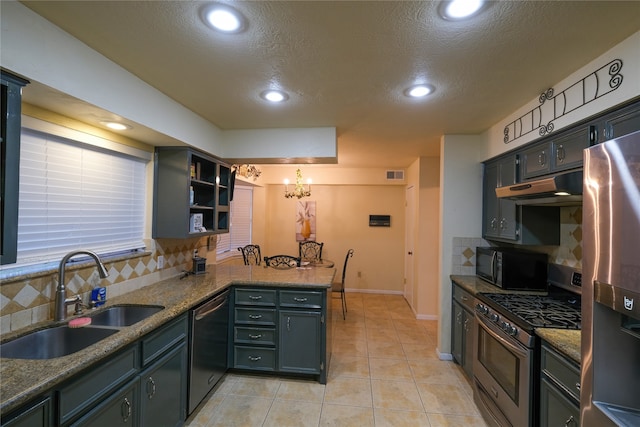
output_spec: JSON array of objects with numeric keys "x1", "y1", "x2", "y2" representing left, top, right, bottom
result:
[{"x1": 495, "y1": 169, "x2": 583, "y2": 206}]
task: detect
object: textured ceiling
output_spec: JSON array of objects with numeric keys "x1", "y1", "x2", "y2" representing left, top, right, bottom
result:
[{"x1": 18, "y1": 1, "x2": 640, "y2": 168}]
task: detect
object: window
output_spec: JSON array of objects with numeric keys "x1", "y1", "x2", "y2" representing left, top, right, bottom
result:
[
  {"x1": 216, "y1": 185, "x2": 253, "y2": 257},
  {"x1": 5, "y1": 127, "x2": 147, "y2": 269}
]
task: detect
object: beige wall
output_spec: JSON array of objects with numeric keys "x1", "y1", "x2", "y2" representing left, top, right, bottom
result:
[{"x1": 257, "y1": 183, "x2": 406, "y2": 293}]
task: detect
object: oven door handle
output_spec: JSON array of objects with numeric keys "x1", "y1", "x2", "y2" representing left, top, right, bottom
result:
[
  {"x1": 476, "y1": 313, "x2": 528, "y2": 358},
  {"x1": 490, "y1": 251, "x2": 497, "y2": 284}
]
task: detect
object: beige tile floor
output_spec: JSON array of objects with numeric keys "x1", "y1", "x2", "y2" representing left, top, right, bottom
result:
[{"x1": 186, "y1": 293, "x2": 488, "y2": 427}]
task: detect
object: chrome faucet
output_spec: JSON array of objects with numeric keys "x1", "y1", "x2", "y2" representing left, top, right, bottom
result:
[{"x1": 55, "y1": 250, "x2": 109, "y2": 321}]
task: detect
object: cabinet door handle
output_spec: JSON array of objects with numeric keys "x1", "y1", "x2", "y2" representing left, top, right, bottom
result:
[
  {"x1": 287, "y1": 316, "x2": 291, "y2": 331},
  {"x1": 249, "y1": 334, "x2": 262, "y2": 339},
  {"x1": 575, "y1": 382, "x2": 581, "y2": 391},
  {"x1": 248, "y1": 314, "x2": 263, "y2": 319},
  {"x1": 538, "y1": 151, "x2": 546, "y2": 166},
  {"x1": 248, "y1": 355, "x2": 262, "y2": 361},
  {"x1": 121, "y1": 397, "x2": 132, "y2": 422},
  {"x1": 293, "y1": 297, "x2": 308, "y2": 302},
  {"x1": 249, "y1": 295, "x2": 263, "y2": 300},
  {"x1": 499, "y1": 218, "x2": 507, "y2": 230},
  {"x1": 490, "y1": 218, "x2": 498, "y2": 230},
  {"x1": 557, "y1": 145, "x2": 565, "y2": 162},
  {"x1": 565, "y1": 415, "x2": 576, "y2": 426},
  {"x1": 147, "y1": 376, "x2": 156, "y2": 399}
]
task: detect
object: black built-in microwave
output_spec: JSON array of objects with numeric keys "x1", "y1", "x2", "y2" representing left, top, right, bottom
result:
[{"x1": 476, "y1": 247, "x2": 548, "y2": 291}]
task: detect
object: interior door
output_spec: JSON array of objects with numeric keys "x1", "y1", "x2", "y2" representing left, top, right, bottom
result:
[{"x1": 404, "y1": 186, "x2": 415, "y2": 309}]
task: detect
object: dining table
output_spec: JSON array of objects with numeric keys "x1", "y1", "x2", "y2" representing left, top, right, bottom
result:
[{"x1": 303, "y1": 259, "x2": 335, "y2": 268}]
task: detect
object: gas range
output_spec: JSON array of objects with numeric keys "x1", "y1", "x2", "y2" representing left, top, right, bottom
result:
[{"x1": 474, "y1": 264, "x2": 582, "y2": 348}]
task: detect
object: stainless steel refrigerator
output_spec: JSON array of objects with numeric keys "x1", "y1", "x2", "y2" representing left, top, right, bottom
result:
[{"x1": 582, "y1": 129, "x2": 640, "y2": 426}]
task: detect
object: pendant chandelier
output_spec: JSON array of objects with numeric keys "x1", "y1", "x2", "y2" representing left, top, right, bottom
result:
[{"x1": 284, "y1": 168, "x2": 311, "y2": 199}]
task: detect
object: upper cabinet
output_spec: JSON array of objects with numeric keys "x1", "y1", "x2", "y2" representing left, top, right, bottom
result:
[
  {"x1": 1, "y1": 71, "x2": 29, "y2": 266},
  {"x1": 153, "y1": 147, "x2": 231, "y2": 238},
  {"x1": 600, "y1": 100, "x2": 640, "y2": 141},
  {"x1": 483, "y1": 155, "x2": 518, "y2": 241}
]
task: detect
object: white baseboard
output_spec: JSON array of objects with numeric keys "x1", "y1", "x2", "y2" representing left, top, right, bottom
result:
[
  {"x1": 344, "y1": 288, "x2": 403, "y2": 295},
  {"x1": 416, "y1": 314, "x2": 438, "y2": 320},
  {"x1": 437, "y1": 349, "x2": 453, "y2": 361}
]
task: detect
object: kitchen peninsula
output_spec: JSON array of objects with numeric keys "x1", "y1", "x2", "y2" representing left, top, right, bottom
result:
[{"x1": 0, "y1": 264, "x2": 335, "y2": 423}]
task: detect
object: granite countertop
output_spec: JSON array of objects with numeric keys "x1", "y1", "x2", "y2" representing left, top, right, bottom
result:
[
  {"x1": 1, "y1": 264, "x2": 335, "y2": 414},
  {"x1": 450, "y1": 275, "x2": 547, "y2": 296},
  {"x1": 451, "y1": 275, "x2": 581, "y2": 366},
  {"x1": 536, "y1": 328, "x2": 582, "y2": 365}
]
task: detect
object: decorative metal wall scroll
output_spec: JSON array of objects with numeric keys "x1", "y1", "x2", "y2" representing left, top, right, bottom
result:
[{"x1": 503, "y1": 59, "x2": 623, "y2": 144}]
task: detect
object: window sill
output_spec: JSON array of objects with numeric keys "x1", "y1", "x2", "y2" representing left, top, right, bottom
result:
[{"x1": 0, "y1": 250, "x2": 151, "y2": 284}]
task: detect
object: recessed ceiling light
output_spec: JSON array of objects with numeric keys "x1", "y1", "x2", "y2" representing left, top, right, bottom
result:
[
  {"x1": 102, "y1": 122, "x2": 131, "y2": 131},
  {"x1": 404, "y1": 84, "x2": 435, "y2": 98},
  {"x1": 201, "y1": 3, "x2": 246, "y2": 33},
  {"x1": 260, "y1": 90, "x2": 289, "y2": 103},
  {"x1": 439, "y1": 0, "x2": 485, "y2": 20}
]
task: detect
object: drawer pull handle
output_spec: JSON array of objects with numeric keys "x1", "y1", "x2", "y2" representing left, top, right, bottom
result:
[
  {"x1": 249, "y1": 334, "x2": 262, "y2": 339},
  {"x1": 249, "y1": 295, "x2": 263, "y2": 300},
  {"x1": 490, "y1": 386, "x2": 498, "y2": 398},
  {"x1": 249, "y1": 314, "x2": 263, "y2": 319},
  {"x1": 293, "y1": 297, "x2": 308, "y2": 302},
  {"x1": 121, "y1": 397, "x2": 132, "y2": 422},
  {"x1": 248, "y1": 355, "x2": 262, "y2": 362},
  {"x1": 565, "y1": 415, "x2": 576, "y2": 426},
  {"x1": 146, "y1": 377, "x2": 156, "y2": 399},
  {"x1": 575, "y1": 382, "x2": 581, "y2": 391}
]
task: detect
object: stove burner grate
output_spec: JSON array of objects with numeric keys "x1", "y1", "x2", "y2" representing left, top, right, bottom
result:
[{"x1": 481, "y1": 292, "x2": 581, "y2": 330}]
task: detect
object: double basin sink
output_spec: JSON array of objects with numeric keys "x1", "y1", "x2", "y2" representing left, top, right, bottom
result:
[{"x1": 0, "y1": 305, "x2": 164, "y2": 360}]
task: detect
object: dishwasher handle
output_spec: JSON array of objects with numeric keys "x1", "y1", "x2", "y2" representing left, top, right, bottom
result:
[{"x1": 194, "y1": 291, "x2": 229, "y2": 320}]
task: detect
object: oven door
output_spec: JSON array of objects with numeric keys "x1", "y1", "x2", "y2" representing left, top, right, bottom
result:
[{"x1": 473, "y1": 313, "x2": 534, "y2": 427}]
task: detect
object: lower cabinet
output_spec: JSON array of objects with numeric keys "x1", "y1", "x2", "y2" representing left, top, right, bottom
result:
[
  {"x1": 279, "y1": 310, "x2": 321, "y2": 374},
  {"x1": 71, "y1": 379, "x2": 138, "y2": 427},
  {"x1": 1, "y1": 395, "x2": 52, "y2": 427},
  {"x1": 231, "y1": 287, "x2": 329, "y2": 383},
  {"x1": 139, "y1": 344, "x2": 187, "y2": 427},
  {"x1": 37, "y1": 314, "x2": 188, "y2": 427},
  {"x1": 539, "y1": 342, "x2": 580, "y2": 427},
  {"x1": 451, "y1": 284, "x2": 475, "y2": 379}
]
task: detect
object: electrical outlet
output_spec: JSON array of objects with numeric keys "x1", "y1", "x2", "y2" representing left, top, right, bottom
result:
[
  {"x1": 157, "y1": 255, "x2": 164, "y2": 269},
  {"x1": 357, "y1": 271, "x2": 362, "y2": 278}
]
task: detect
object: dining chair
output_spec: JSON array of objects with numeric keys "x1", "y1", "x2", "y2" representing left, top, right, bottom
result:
[
  {"x1": 237, "y1": 244, "x2": 262, "y2": 265},
  {"x1": 263, "y1": 255, "x2": 301, "y2": 269},
  {"x1": 332, "y1": 249, "x2": 354, "y2": 320},
  {"x1": 299, "y1": 241, "x2": 324, "y2": 261}
]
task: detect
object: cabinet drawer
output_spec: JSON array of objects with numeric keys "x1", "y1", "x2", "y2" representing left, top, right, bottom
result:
[
  {"x1": 540, "y1": 378, "x2": 580, "y2": 427},
  {"x1": 59, "y1": 345, "x2": 138, "y2": 425},
  {"x1": 541, "y1": 345, "x2": 580, "y2": 402},
  {"x1": 141, "y1": 315, "x2": 188, "y2": 366},
  {"x1": 234, "y1": 346, "x2": 276, "y2": 371},
  {"x1": 234, "y1": 326, "x2": 276, "y2": 346},
  {"x1": 280, "y1": 290, "x2": 323, "y2": 309},
  {"x1": 521, "y1": 143, "x2": 552, "y2": 179},
  {"x1": 453, "y1": 285, "x2": 475, "y2": 312},
  {"x1": 234, "y1": 308, "x2": 276, "y2": 326},
  {"x1": 235, "y1": 288, "x2": 276, "y2": 306}
]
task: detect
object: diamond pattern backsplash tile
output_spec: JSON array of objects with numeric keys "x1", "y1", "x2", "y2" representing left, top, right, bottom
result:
[
  {"x1": 0, "y1": 236, "x2": 210, "y2": 332},
  {"x1": 451, "y1": 206, "x2": 584, "y2": 275}
]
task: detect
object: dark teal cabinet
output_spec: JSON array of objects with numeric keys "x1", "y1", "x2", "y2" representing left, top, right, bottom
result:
[
  {"x1": 153, "y1": 147, "x2": 231, "y2": 238},
  {"x1": 539, "y1": 342, "x2": 580, "y2": 427},
  {"x1": 1, "y1": 395, "x2": 51, "y2": 427},
  {"x1": 451, "y1": 284, "x2": 475, "y2": 379},
  {"x1": 601, "y1": 99, "x2": 640, "y2": 140},
  {"x1": 139, "y1": 344, "x2": 187, "y2": 427},
  {"x1": 482, "y1": 155, "x2": 518, "y2": 241},
  {"x1": 279, "y1": 310, "x2": 321, "y2": 374},
  {"x1": 231, "y1": 287, "x2": 330, "y2": 384},
  {"x1": 0, "y1": 71, "x2": 29, "y2": 266},
  {"x1": 70, "y1": 379, "x2": 138, "y2": 427}
]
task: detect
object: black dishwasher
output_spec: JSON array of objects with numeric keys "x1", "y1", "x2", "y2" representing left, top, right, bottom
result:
[{"x1": 188, "y1": 289, "x2": 229, "y2": 414}]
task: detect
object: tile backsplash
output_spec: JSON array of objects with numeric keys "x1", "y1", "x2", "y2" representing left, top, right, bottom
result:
[
  {"x1": 452, "y1": 206, "x2": 583, "y2": 275},
  {"x1": 0, "y1": 237, "x2": 216, "y2": 334}
]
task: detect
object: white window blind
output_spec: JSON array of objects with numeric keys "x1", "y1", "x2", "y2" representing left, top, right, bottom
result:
[
  {"x1": 15, "y1": 128, "x2": 147, "y2": 265},
  {"x1": 217, "y1": 186, "x2": 253, "y2": 256}
]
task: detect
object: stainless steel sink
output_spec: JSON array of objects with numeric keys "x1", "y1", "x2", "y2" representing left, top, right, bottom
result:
[
  {"x1": 0, "y1": 325, "x2": 119, "y2": 359},
  {"x1": 88, "y1": 304, "x2": 164, "y2": 327}
]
